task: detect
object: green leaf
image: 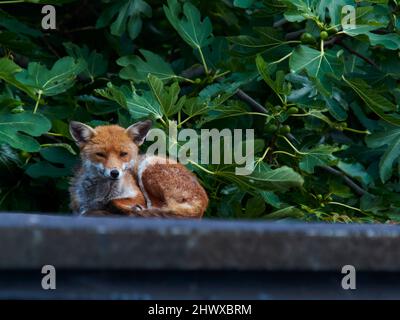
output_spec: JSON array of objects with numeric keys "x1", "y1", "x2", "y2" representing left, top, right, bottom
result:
[
  {"x1": 282, "y1": 0, "x2": 353, "y2": 26},
  {"x1": 126, "y1": 90, "x2": 163, "y2": 120},
  {"x1": 245, "y1": 196, "x2": 266, "y2": 216},
  {"x1": 290, "y1": 45, "x2": 342, "y2": 79},
  {"x1": 233, "y1": 0, "x2": 256, "y2": 9},
  {"x1": 344, "y1": 26, "x2": 400, "y2": 50},
  {"x1": 95, "y1": 82, "x2": 163, "y2": 120},
  {"x1": 147, "y1": 75, "x2": 185, "y2": 117},
  {"x1": 26, "y1": 146, "x2": 77, "y2": 178},
  {"x1": 228, "y1": 27, "x2": 290, "y2": 57},
  {"x1": 26, "y1": 162, "x2": 71, "y2": 178},
  {"x1": 95, "y1": 82, "x2": 128, "y2": 109},
  {"x1": 299, "y1": 145, "x2": 338, "y2": 173},
  {"x1": 312, "y1": 78, "x2": 348, "y2": 121},
  {"x1": 41, "y1": 146, "x2": 77, "y2": 165},
  {"x1": 117, "y1": 49, "x2": 176, "y2": 82},
  {"x1": 164, "y1": 0, "x2": 213, "y2": 49},
  {"x1": 337, "y1": 161, "x2": 373, "y2": 186},
  {"x1": 64, "y1": 42, "x2": 108, "y2": 80},
  {"x1": 316, "y1": 0, "x2": 354, "y2": 26},
  {"x1": 256, "y1": 55, "x2": 289, "y2": 101},
  {"x1": 0, "y1": 11, "x2": 41, "y2": 38},
  {"x1": 0, "y1": 58, "x2": 35, "y2": 99},
  {"x1": 182, "y1": 97, "x2": 209, "y2": 117},
  {"x1": 96, "y1": 0, "x2": 151, "y2": 40},
  {"x1": 258, "y1": 190, "x2": 282, "y2": 208},
  {"x1": 16, "y1": 57, "x2": 86, "y2": 96},
  {"x1": 282, "y1": 0, "x2": 319, "y2": 23},
  {"x1": 0, "y1": 113, "x2": 51, "y2": 152},
  {"x1": 237, "y1": 162, "x2": 304, "y2": 192},
  {"x1": 199, "y1": 103, "x2": 250, "y2": 125},
  {"x1": 343, "y1": 77, "x2": 400, "y2": 126},
  {"x1": 366, "y1": 125, "x2": 400, "y2": 183}
]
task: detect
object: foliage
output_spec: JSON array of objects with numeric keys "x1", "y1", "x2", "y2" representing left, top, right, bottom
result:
[{"x1": 0, "y1": 0, "x2": 400, "y2": 223}]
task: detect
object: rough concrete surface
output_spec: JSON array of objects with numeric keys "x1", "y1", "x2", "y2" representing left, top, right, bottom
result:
[{"x1": 0, "y1": 212, "x2": 399, "y2": 271}]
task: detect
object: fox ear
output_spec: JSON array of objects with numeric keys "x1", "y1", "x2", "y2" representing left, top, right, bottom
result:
[
  {"x1": 69, "y1": 121, "x2": 95, "y2": 144},
  {"x1": 126, "y1": 120, "x2": 152, "y2": 146}
]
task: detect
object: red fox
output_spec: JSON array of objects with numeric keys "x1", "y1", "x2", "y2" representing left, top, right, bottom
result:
[{"x1": 69, "y1": 120, "x2": 208, "y2": 218}]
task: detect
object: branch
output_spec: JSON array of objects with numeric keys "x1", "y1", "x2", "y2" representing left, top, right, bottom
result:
[
  {"x1": 273, "y1": 18, "x2": 288, "y2": 28},
  {"x1": 41, "y1": 35, "x2": 61, "y2": 58},
  {"x1": 180, "y1": 65, "x2": 205, "y2": 79},
  {"x1": 285, "y1": 29, "x2": 305, "y2": 41},
  {"x1": 323, "y1": 36, "x2": 340, "y2": 47},
  {"x1": 321, "y1": 166, "x2": 369, "y2": 196},
  {"x1": 337, "y1": 40, "x2": 379, "y2": 68},
  {"x1": 235, "y1": 89, "x2": 268, "y2": 114},
  {"x1": 180, "y1": 65, "x2": 268, "y2": 114},
  {"x1": 63, "y1": 26, "x2": 96, "y2": 34}
]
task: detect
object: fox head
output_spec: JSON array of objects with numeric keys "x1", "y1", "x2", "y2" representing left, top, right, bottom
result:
[{"x1": 69, "y1": 120, "x2": 152, "y2": 180}]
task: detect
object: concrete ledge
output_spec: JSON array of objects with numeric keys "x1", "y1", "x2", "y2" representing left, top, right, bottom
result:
[
  {"x1": 0, "y1": 212, "x2": 399, "y2": 271},
  {"x1": 2, "y1": 270, "x2": 400, "y2": 299}
]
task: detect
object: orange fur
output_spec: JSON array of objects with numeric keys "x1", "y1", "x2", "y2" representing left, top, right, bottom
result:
[
  {"x1": 136, "y1": 159, "x2": 208, "y2": 218},
  {"x1": 69, "y1": 121, "x2": 209, "y2": 218},
  {"x1": 69, "y1": 122, "x2": 146, "y2": 216}
]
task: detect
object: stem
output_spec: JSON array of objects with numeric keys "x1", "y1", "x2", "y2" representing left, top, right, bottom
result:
[
  {"x1": 278, "y1": 135, "x2": 307, "y2": 155},
  {"x1": 45, "y1": 132, "x2": 64, "y2": 137},
  {"x1": 343, "y1": 127, "x2": 370, "y2": 134},
  {"x1": 33, "y1": 90, "x2": 42, "y2": 114},
  {"x1": 0, "y1": 181, "x2": 21, "y2": 206},
  {"x1": 197, "y1": 47, "x2": 209, "y2": 75},
  {"x1": 270, "y1": 52, "x2": 293, "y2": 65},
  {"x1": 327, "y1": 201, "x2": 363, "y2": 213},
  {"x1": 272, "y1": 150, "x2": 297, "y2": 158},
  {"x1": 0, "y1": 0, "x2": 24, "y2": 3},
  {"x1": 290, "y1": 113, "x2": 369, "y2": 134},
  {"x1": 213, "y1": 70, "x2": 230, "y2": 80},
  {"x1": 256, "y1": 147, "x2": 270, "y2": 165},
  {"x1": 178, "y1": 116, "x2": 193, "y2": 128},
  {"x1": 159, "y1": 117, "x2": 167, "y2": 127},
  {"x1": 188, "y1": 160, "x2": 215, "y2": 175},
  {"x1": 177, "y1": 105, "x2": 209, "y2": 127},
  {"x1": 223, "y1": 112, "x2": 270, "y2": 118},
  {"x1": 176, "y1": 76, "x2": 196, "y2": 84},
  {"x1": 289, "y1": 113, "x2": 311, "y2": 117}
]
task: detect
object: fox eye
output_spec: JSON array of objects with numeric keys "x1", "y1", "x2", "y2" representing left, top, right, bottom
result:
[
  {"x1": 96, "y1": 152, "x2": 106, "y2": 158},
  {"x1": 120, "y1": 151, "x2": 128, "y2": 157}
]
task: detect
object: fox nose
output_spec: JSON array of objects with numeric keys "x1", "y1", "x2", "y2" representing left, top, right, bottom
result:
[{"x1": 110, "y1": 169, "x2": 120, "y2": 179}]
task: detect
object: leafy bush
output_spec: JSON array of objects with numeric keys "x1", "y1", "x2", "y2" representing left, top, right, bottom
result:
[{"x1": 0, "y1": 0, "x2": 400, "y2": 222}]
